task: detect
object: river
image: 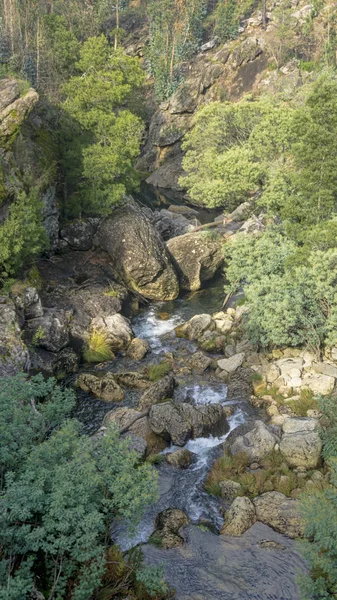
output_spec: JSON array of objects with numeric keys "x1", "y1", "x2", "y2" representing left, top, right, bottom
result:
[{"x1": 74, "y1": 276, "x2": 306, "y2": 600}]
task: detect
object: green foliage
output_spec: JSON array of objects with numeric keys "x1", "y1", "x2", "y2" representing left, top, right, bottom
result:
[
  {"x1": 32, "y1": 325, "x2": 45, "y2": 346},
  {"x1": 0, "y1": 374, "x2": 158, "y2": 599},
  {"x1": 83, "y1": 329, "x2": 114, "y2": 363},
  {"x1": 62, "y1": 35, "x2": 145, "y2": 215},
  {"x1": 0, "y1": 187, "x2": 47, "y2": 280},
  {"x1": 147, "y1": 361, "x2": 172, "y2": 382},
  {"x1": 224, "y1": 225, "x2": 337, "y2": 349},
  {"x1": 146, "y1": 0, "x2": 206, "y2": 100},
  {"x1": 180, "y1": 96, "x2": 293, "y2": 209},
  {"x1": 214, "y1": 0, "x2": 238, "y2": 42},
  {"x1": 0, "y1": 373, "x2": 75, "y2": 481}
]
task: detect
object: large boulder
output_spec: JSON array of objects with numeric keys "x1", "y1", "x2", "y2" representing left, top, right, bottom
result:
[
  {"x1": 0, "y1": 297, "x2": 29, "y2": 376},
  {"x1": 95, "y1": 198, "x2": 179, "y2": 301},
  {"x1": 138, "y1": 374, "x2": 175, "y2": 410},
  {"x1": 77, "y1": 373, "x2": 124, "y2": 402},
  {"x1": 105, "y1": 407, "x2": 166, "y2": 454},
  {"x1": 167, "y1": 231, "x2": 223, "y2": 291},
  {"x1": 229, "y1": 421, "x2": 279, "y2": 463},
  {"x1": 221, "y1": 497, "x2": 256, "y2": 536},
  {"x1": 280, "y1": 418, "x2": 322, "y2": 469},
  {"x1": 149, "y1": 402, "x2": 228, "y2": 446},
  {"x1": 253, "y1": 492, "x2": 303, "y2": 538},
  {"x1": 91, "y1": 314, "x2": 133, "y2": 352}
]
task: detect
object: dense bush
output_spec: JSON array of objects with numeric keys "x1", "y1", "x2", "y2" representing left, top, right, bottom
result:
[{"x1": 0, "y1": 374, "x2": 160, "y2": 599}]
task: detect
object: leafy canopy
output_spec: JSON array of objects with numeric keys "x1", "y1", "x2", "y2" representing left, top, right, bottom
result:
[{"x1": 62, "y1": 35, "x2": 145, "y2": 215}]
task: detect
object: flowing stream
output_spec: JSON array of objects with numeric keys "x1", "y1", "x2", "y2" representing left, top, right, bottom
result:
[{"x1": 75, "y1": 277, "x2": 306, "y2": 599}]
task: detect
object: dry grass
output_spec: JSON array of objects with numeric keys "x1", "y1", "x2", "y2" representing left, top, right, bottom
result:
[
  {"x1": 205, "y1": 449, "x2": 306, "y2": 499},
  {"x1": 83, "y1": 329, "x2": 114, "y2": 363},
  {"x1": 287, "y1": 389, "x2": 318, "y2": 416}
]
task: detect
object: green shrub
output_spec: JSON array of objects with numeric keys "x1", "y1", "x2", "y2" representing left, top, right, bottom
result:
[
  {"x1": 0, "y1": 188, "x2": 47, "y2": 280},
  {"x1": 0, "y1": 374, "x2": 158, "y2": 599}
]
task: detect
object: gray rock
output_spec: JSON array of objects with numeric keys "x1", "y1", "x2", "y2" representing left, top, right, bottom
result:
[
  {"x1": 167, "y1": 231, "x2": 223, "y2": 291},
  {"x1": 95, "y1": 198, "x2": 179, "y2": 301},
  {"x1": 217, "y1": 353, "x2": 245, "y2": 374},
  {"x1": 281, "y1": 417, "x2": 319, "y2": 434},
  {"x1": 178, "y1": 314, "x2": 213, "y2": 340},
  {"x1": 221, "y1": 497, "x2": 256, "y2": 536},
  {"x1": 77, "y1": 373, "x2": 124, "y2": 402},
  {"x1": 154, "y1": 509, "x2": 189, "y2": 548},
  {"x1": 280, "y1": 430, "x2": 322, "y2": 469},
  {"x1": 229, "y1": 420, "x2": 279, "y2": 463},
  {"x1": 312, "y1": 361, "x2": 337, "y2": 378},
  {"x1": 166, "y1": 448, "x2": 195, "y2": 468},
  {"x1": 152, "y1": 209, "x2": 198, "y2": 241},
  {"x1": 52, "y1": 347, "x2": 79, "y2": 377},
  {"x1": 187, "y1": 351, "x2": 212, "y2": 372},
  {"x1": 149, "y1": 402, "x2": 228, "y2": 446},
  {"x1": 219, "y1": 479, "x2": 242, "y2": 502},
  {"x1": 254, "y1": 492, "x2": 303, "y2": 538},
  {"x1": 42, "y1": 186, "x2": 59, "y2": 251},
  {"x1": 126, "y1": 338, "x2": 150, "y2": 360},
  {"x1": 121, "y1": 432, "x2": 147, "y2": 459},
  {"x1": 27, "y1": 311, "x2": 70, "y2": 352},
  {"x1": 60, "y1": 218, "x2": 99, "y2": 251},
  {"x1": 23, "y1": 286, "x2": 43, "y2": 320},
  {"x1": 138, "y1": 374, "x2": 175, "y2": 410},
  {"x1": 228, "y1": 202, "x2": 252, "y2": 222},
  {"x1": 91, "y1": 313, "x2": 133, "y2": 352}
]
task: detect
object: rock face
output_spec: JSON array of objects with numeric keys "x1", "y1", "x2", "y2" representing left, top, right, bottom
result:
[
  {"x1": 77, "y1": 373, "x2": 124, "y2": 402},
  {"x1": 0, "y1": 297, "x2": 29, "y2": 376},
  {"x1": 229, "y1": 421, "x2": 279, "y2": 463},
  {"x1": 60, "y1": 218, "x2": 99, "y2": 251},
  {"x1": 254, "y1": 492, "x2": 303, "y2": 538},
  {"x1": 26, "y1": 310, "x2": 70, "y2": 353},
  {"x1": 138, "y1": 374, "x2": 175, "y2": 410},
  {"x1": 154, "y1": 509, "x2": 189, "y2": 548},
  {"x1": 149, "y1": 402, "x2": 228, "y2": 446},
  {"x1": 280, "y1": 418, "x2": 322, "y2": 469},
  {"x1": 167, "y1": 231, "x2": 223, "y2": 291},
  {"x1": 22, "y1": 287, "x2": 43, "y2": 320},
  {"x1": 91, "y1": 313, "x2": 133, "y2": 352},
  {"x1": 221, "y1": 497, "x2": 256, "y2": 536},
  {"x1": 0, "y1": 79, "x2": 39, "y2": 147},
  {"x1": 95, "y1": 198, "x2": 179, "y2": 301}
]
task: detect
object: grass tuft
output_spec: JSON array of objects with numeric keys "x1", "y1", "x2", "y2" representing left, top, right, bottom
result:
[
  {"x1": 83, "y1": 329, "x2": 114, "y2": 363},
  {"x1": 147, "y1": 361, "x2": 171, "y2": 382}
]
